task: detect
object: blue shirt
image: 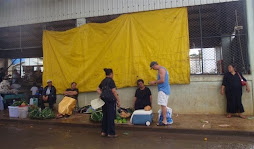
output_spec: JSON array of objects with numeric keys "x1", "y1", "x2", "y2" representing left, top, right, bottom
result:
[{"x1": 157, "y1": 67, "x2": 170, "y2": 95}]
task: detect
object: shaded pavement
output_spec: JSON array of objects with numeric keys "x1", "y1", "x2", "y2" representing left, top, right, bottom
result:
[
  {"x1": 0, "y1": 122, "x2": 254, "y2": 149},
  {"x1": 1, "y1": 110, "x2": 254, "y2": 136}
]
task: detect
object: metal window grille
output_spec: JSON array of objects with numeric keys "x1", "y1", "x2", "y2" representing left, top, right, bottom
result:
[{"x1": 188, "y1": 0, "x2": 249, "y2": 74}]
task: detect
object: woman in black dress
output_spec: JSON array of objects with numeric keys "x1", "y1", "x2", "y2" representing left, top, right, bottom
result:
[
  {"x1": 221, "y1": 65, "x2": 250, "y2": 118},
  {"x1": 97, "y1": 68, "x2": 120, "y2": 137}
]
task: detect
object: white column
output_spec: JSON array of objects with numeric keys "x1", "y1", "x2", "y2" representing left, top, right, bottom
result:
[
  {"x1": 76, "y1": 18, "x2": 87, "y2": 27},
  {"x1": 246, "y1": 0, "x2": 254, "y2": 114}
]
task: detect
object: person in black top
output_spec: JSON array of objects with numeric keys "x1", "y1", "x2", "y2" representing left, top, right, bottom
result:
[
  {"x1": 64, "y1": 82, "x2": 79, "y2": 100},
  {"x1": 41, "y1": 80, "x2": 57, "y2": 110},
  {"x1": 97, "y1": 68, "x2": 120, "y2": 138},
  {"x1": 56, "y1": 82, "x2": 79, "y2": 118},
  {"x1": 221, "y1": 64, "x2": 250, "y2": 119},
  {"x1": 134, "y1": 79, "x2": 152, "y2": 110}
]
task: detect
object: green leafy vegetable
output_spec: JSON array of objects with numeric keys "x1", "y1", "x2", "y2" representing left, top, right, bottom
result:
[
  {"x1": 29, "y1": 107, "x2": 55, "y2": 119},
  {"x1": 12, "y1": 100, "x2": 27, "y2": 106},
  {"x1": 90, "y1": 110, "x2": 103, "y2": 122},
  {"x1": 41, "y1": 108, "x2": 55, "y2": 119}
]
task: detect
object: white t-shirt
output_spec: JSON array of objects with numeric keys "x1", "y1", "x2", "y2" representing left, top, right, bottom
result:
[
  {"x1": 46, "y1": 87, "x2": 51, "y2": 95},
  {"x1": 30, "y1": 86, "x2": 38, "y2": 95}
]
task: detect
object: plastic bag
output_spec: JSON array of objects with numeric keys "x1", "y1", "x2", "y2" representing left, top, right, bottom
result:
[
  {"x1": 29, "y1": 98, "x2": 38, "y2": 106},
  {"x1": 58, "y1": 96, "x2": 76, "y2": 115},
  {"x1": 158, "y1": 107, "x2": 173, "y2": 124}
]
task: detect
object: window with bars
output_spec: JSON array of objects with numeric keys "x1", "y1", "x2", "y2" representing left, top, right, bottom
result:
[{"x1": 188, "y1": 1, "x2": 249, "y2": 74}]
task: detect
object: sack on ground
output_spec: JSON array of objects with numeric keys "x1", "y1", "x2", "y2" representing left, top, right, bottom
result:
[
  {"x1": 58, "y1": 96, "x2": 76, "y2": 115},
  {"x1": 158, "y1": 107, "x2": 173, "y2": 124}
]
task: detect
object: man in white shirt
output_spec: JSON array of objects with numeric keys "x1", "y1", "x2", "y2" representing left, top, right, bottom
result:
[{"x1": 30, "y1": 83, "x2": 38, "y2": 96}]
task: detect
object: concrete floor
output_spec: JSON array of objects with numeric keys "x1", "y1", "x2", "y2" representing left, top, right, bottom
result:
[
  {"x1": 1, "y1": 110, "x2": 254, "y2": 133},
  {"x1": 0, "y1": 122, "x2": 253, "y2": 149}
]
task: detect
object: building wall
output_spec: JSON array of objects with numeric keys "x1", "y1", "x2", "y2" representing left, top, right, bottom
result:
[
  {"x1": 0, "y1": 0, "x2": 238, "y2": 27},
  {"x1": 1, "y1": 0, "x2": 253, "y2": 115},
  {"x1": 54, "y1": 0, "x2": 254, "y2": 115},
  {"x1": 56, "y1": 75, "x2": 253, "y2": 115},
  {"x1": 0, "y1": 59, "x2": 5, "y2": 68}
]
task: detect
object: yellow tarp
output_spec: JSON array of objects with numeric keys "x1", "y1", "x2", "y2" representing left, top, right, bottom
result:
[{"x1": 43, "y1": 8, "x2": 190, "y2": 94}]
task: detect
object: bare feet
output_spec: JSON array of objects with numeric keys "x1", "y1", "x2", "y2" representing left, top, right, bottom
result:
[
  {"x1": 239, "y1": 114, "x2": 246, "y2": 119},
  {"x1": 162, "y1": 120, "x2": 168, "y2": 124},
  {"x1": 101, "y1": 132, "x2": 107, "y2": 137},
  {"x1": 226, "y1": 114, "x2": 232, "y2": 118},
  {"x1": 56, "y1": 114, "x2": 63, "y2": 119}
]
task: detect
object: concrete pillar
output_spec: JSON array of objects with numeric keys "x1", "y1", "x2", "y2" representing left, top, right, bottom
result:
[
  {"x1": 76, "y1": 18, "x2": 86, "y2": 27},
  {"x1": 246, "y1": 0, "x2": 254, "y2": 114}
]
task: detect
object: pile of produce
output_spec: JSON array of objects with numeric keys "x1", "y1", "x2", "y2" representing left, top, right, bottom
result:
[
  {"x1": 29, "y1": 108, "x2": 41, "y2": 119},
  {"x1": 115, "y1": 114, "x2": 127, "y2": 124},
  {"x1": 29, "y1": 107, "x2": 55, "y2": 119},
  {"x1": 90, "y1": 108, "x2": 103, "y2": 122},
  {"x1": 90, "y1": 107, "x2": 134, "y2": 123},
  {"x1": 28, "y1": 105, "x2": 38, "y2": 112},
  {"x1": 12, "y1": 100, "x2": 27, "y2": 106},
  {"x1": 115, "y1": 108, "x2": 133, "y2": 124}
]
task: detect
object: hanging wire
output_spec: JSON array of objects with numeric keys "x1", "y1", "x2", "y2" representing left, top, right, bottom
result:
[{"x1": 235, "y1": 10, "x2": 246, "y2": 73}]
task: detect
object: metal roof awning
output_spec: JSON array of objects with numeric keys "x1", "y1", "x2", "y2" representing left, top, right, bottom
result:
[
  {"x1": 0, "y1": 48, "x2": 43, "y2": 58},
  {"x1": 0, "y1": 0, "x2": 239, "y2": 28}
]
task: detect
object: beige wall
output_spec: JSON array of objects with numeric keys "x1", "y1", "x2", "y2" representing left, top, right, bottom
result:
[{"x1": 56, "y1": 75, "x2": 254, "y2": 115}]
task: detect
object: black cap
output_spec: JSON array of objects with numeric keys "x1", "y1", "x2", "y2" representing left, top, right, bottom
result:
[{"x1": 150, "y1": 61, "x2": 158, "y2": 69}]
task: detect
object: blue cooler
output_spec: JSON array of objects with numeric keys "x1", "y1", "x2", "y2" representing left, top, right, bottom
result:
[{"x1": 130, "y1": 110, "x2": 153, "y2": 125}]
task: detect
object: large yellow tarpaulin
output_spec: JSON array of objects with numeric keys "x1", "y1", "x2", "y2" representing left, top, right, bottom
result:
[{"x1": 43, "y1": 8, "x2": 190, "y2": 94}]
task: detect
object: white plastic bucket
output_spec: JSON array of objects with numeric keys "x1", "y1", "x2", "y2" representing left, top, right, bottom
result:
[
  {"x1": 8, "y1": 106, "x2": 19, "y2": 118},
  {"x1": 18, "y1": 106, "x2": 28, "y2": 119}
]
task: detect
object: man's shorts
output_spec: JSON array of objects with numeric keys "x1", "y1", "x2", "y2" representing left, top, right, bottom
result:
[{"x1": 158, "y1": 91, "x2": 169, "y2": 106}]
